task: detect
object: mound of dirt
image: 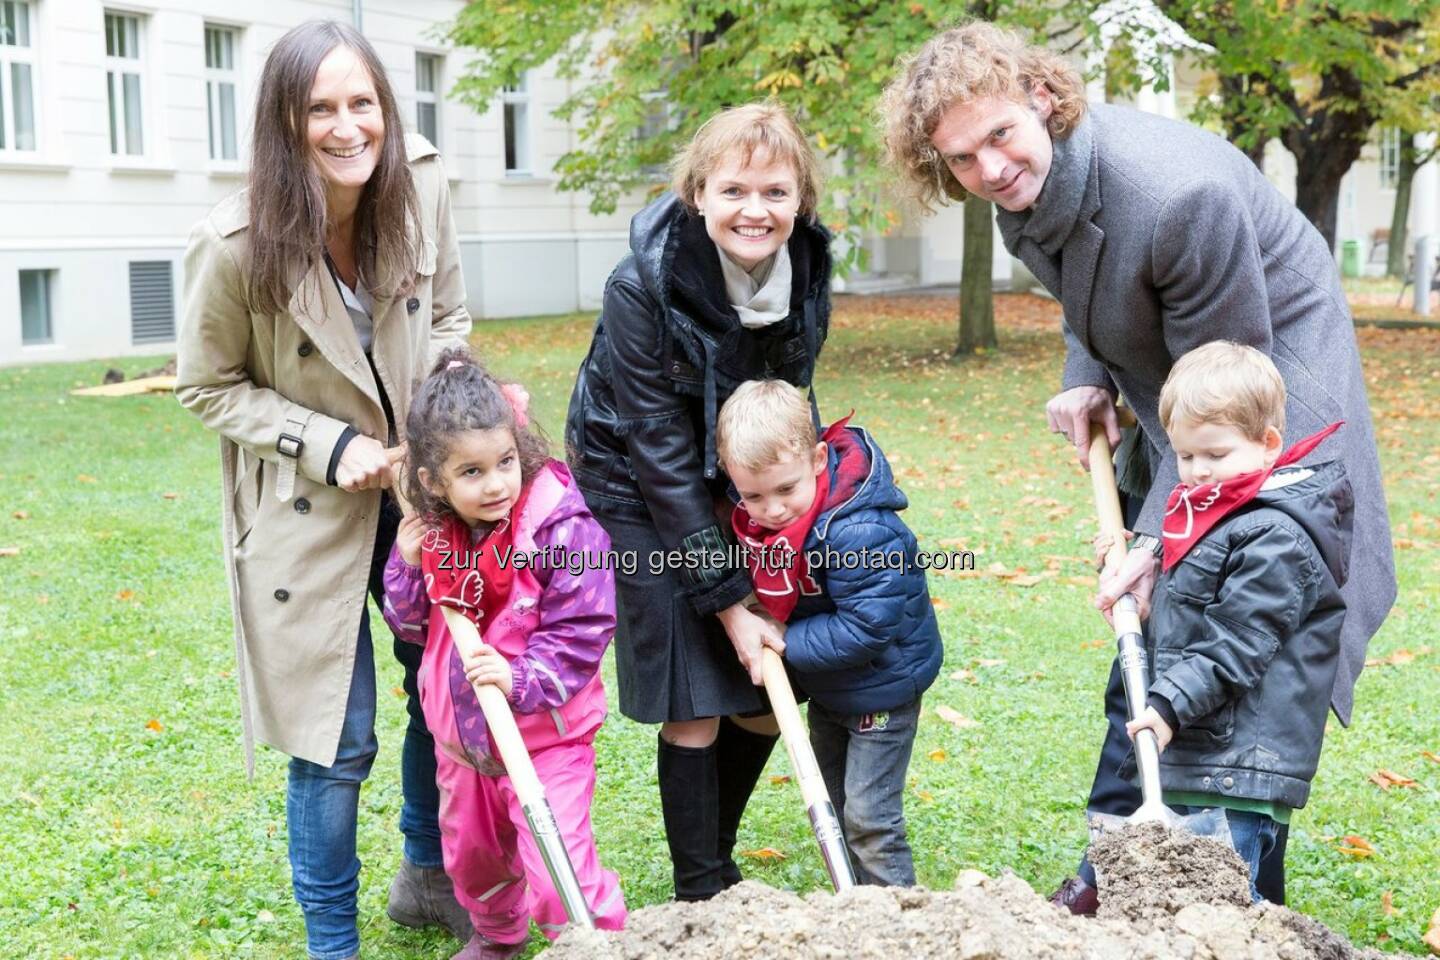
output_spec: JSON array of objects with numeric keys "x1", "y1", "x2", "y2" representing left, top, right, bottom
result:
[{"x1": 548, "y1": 826, "x2": 1406, "y2": 959}]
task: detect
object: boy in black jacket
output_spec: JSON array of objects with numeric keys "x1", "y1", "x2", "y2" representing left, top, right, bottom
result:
[
  {"x1": 715, "y1": 380, "x2": 943, "y2": 886},
  {"x1": 1114, "y1": 341, "x2": 1351, "y2": 901}
]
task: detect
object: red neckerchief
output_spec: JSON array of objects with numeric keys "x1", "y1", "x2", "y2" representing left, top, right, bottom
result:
[
  {"x1": 1161, "y1": 422, "x2": 1342, "y2": 571},
  {"x1": 731, "y1": 416, "x2": 865, "y2": 622},
  {"x1": 420, "y1": 484, "x2": 531, "y2": 629}
]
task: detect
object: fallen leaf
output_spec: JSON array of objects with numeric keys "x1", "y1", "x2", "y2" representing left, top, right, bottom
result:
[
  {"x1": 1381, "y1": 890, "x2": 1397, "y2": 917},
  {"x1": 391, "y1": 685, "x2": 407, "y2": 699},
  {"x1": 0, "y1": 547, "x2": 19, "y2": 558},
  {"x1": 914, "y1": 789, "x2": 935, "y2": 803},
  {"x1": 935, "y1": 705, "x2": 978, "y2": 729},
  {"x1": 928, "y1": 748, "x2": 947, "y2": 761},
  {"x1": 949, "y1": 668, "x2": 977, "y2": 684},
  {"x1": 1369, "y1": 769, "x2": 1418, "y2": 790},
  {"x1": 740, "y1": 847, "x2": 787, "y2": 861},
  {"x1": 116, "y1": 589, "x2": 135, "y2": 602},
  {"x1": 1008, "y1": 575, "x2": 1044, "y2": 588},
  {"x1": 930, "y1": 597, "x2": 950, "y2": 610},
  {"x1": 76, "y1": 474, "x2": 97, "y2": 483},
  {"x1": 1422, "y1": 751, "x2": 1440, "y2": 764},
  {"x1": 161, "y1": 492, "x2": 179, "y2": 500},
  {"x1": 976, "y1": 659, "x2": 1006, "y2": 668},
  {"x1": 256, "y1": 910, "x2": 275, "y2": 923},
  {"x1": 768, "y1": 775, "x2": 791, "y2": 785},
  {"x1": 1337, "y1": 835, "x2": 1375, "y2": 858},
  {"x1": 1366, "y1": 648, "x2": 1418, "y2": 668},
  {"x1": 1081, "y1": 638, "x2": 1108, "y2": 651},
  {"x1": 35, "y1": 594, "x2": 49, "y2": 604},
  {"x1": 144, "y1": 719, "x2": 164, "y2": 733},
  {"x1": 12, "y1": 510, "x2": 28, "y2": 520},
  {"x1": 1423, "y1": 908, "x2": 1440, "y2": 955}
]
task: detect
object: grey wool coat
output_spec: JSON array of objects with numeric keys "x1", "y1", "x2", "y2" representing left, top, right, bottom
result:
[{"x1": 997, "y1": 102, "x2": 1395, "y2": 725}]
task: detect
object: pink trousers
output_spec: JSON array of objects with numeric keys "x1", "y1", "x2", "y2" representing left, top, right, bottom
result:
[{"x1": 432, "y1": 739, "x2": 627, "y2": 943}]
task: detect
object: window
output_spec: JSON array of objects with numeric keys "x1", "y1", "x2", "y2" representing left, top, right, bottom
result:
[
  {"x1": 129, "y1": 261, "x2": 174, "y2": 344},
  {"x1": 19, "y1": 269, "x2": 53, "y2": 345},
  {"x1": 415, "y1": 52, "x2": 440, "y2": 147},
  {"x1": 1379, "y1": 127, "x2": 1402, "y2": 190},
  {"x1": 204, "y1": 24, "x2": 238, "y2": 162},
  {"x1": 0, "y1": 0, "x2": 38, "y2": 152},
  {"x1": 502, "y1": 73, "x2": 531, "y2": 175},
  {"x1": 636, "y1": 90, "x2": 671, "y2": 179},
  {"x1": 104, "y1": 11, "x2": 144, "y2": 156}
]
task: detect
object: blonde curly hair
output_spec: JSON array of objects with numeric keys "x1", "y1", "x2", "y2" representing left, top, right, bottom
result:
[{"x1": 880, "y1": 22, "x2": 1087, "y2": 210}]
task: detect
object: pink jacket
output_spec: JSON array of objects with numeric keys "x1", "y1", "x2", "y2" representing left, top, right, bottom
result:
[{"x1": 383, "y1": 461, "x2": 615, "y2": 769}]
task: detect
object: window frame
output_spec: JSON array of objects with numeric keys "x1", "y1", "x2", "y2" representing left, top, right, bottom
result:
[
  {"x1": 0, "y1": 0, "x2": 39, "y2": 155},
  {"x1": 103, "y1": 8, "x2": 147, "y2": 158},
  {"x1": 19, "y1": 267, "x2": 56, "y2": 346},
  {"x1": 1378, "y1": 126, "x2": 1402, "y2": 191},
  {"x1": 415, "y1": 50, "x2": 441, "y2": 149},
  {"x1": 501, "y1": 71, "x2": 533, "y2": 177},
  {"x1": 203, "y1": 22, "x2": 241, "y2": 165}
]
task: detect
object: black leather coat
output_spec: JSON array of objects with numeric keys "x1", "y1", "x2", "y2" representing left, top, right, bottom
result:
[
  {"x1": 1121, "y1": 460, "x2": 1354, "y2": 809},
  {"x1": 565, "y1": 193, "x2": 831, "y2": 617}
]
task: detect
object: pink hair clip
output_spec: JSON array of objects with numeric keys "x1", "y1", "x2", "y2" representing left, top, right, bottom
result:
[
  {"x1": 499, "y1": 383, "x2": 531, "y2": 430},
  {"x1": 446, "y1": 359, "x2": 465, "y2": 370}
]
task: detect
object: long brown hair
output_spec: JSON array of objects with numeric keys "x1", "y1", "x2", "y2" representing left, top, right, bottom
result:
[{"x1": 247, "y1": 20, "x2": 420, "y2": 316}]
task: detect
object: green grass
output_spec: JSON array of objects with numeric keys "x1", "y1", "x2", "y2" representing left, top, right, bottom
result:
[{"x1": 2, "y1": 305, "x2": 1437, "y2": 957}]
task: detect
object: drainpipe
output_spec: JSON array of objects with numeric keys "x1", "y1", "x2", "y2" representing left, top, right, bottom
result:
[{"x1": 352, "y1": 0, "x2": 362, "y2": 30}]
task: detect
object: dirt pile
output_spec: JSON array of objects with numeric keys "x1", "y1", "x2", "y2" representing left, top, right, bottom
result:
[{"x1": 548, "y1": 826, "x2": 1405, "y2": 959}]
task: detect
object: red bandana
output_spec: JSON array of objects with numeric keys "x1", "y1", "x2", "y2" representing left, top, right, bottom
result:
[
  {"x1": 731, "y1": 417, "x2": 863, "y2": 622},
  {"x1": 420, "y1": 486, "x2": 531, "y2": 630},
  {"x1": 1161, "y1": 422, "x2": 1342, "y2": 571}
]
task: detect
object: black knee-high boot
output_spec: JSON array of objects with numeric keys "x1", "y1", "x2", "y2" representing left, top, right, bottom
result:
[
  {"x1": 715, "y1": 717, "x2": 779, "y2": 887},
  {"x1": 656, "y1": 734, "x2": 726, "y2": 901}
]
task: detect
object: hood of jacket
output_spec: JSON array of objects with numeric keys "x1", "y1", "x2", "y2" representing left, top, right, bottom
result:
[
  {"x1": 525, "y1": 460, "x2": 591, "y2": 540},
  {"x1": 1251, "y1": 459, "x2": 1353, "y2": 587},
  {"x1": 812, "y1": 426, "x2": 908, "y2": 543}
]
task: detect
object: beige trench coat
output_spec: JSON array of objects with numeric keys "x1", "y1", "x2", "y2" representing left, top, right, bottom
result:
[{"x1": 176, "y1": 135, "x2": 471, "y2": 772}]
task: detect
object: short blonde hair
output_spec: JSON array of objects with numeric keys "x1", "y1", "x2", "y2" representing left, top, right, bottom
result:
[
  {"x1": 1160, "y1": 342, "x2": 1287, "y2": 440},
  {"x1": 671, "y1": 101, "x2": 823, "y2": 218},
  {"x1": 880, "y1": 21, "x2": 1088, "y2": 210},
  {"x1": 716, "y1": 380, "x2": 817, "y2": 472}
]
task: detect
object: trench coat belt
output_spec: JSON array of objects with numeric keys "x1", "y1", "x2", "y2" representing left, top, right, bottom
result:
[{"x1": 275, "y1": 413, "x2": 312, "y2": 502}]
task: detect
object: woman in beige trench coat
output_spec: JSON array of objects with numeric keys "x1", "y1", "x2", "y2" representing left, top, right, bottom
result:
[{"x1": 175, "y1": 21, "x2": 471, "y2": 960}]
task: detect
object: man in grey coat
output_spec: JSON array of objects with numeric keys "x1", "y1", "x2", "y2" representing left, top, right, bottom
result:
[{"x1": 882, "y1": 22, "x2": 1396, "y2": 909}]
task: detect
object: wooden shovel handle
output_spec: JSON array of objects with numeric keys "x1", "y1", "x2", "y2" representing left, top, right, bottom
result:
[
  {"x1": 438, "y1": 606, "x2": 547, "y2": 806},
  {"x1": 761, "y1": 648, "x2": 829, "y2": 808},
  {"x1": 1085, "y1": 406, "x2": 1136, "y2": 572}
]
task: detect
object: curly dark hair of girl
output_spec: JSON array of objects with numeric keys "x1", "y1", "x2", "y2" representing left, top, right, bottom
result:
[
  {"x1": 402, "y1": 347, "x2": 550, "y2": 522},
  {"x1": 246, "y1": 20, "x2": 420, "y2": 317}
]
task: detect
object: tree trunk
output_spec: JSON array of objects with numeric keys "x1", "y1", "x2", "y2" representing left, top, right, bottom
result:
[
  {"x1": 1387, "y1": 137, "x2": 1419, "y2": 278},
  {"x1": 1282, "y1": 125, "x2": 1367, "y2": 253},
  {"x1": 956, "y1": 196, "x2": 996, "y2": 356},
  {"x1": 1219, "y1": 73, "x2": 1271, "y2": 169}
]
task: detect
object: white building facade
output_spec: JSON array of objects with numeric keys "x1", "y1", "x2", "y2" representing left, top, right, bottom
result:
[{"x1": 1, "y1": 0, "x2": 1431, "y2": 365}]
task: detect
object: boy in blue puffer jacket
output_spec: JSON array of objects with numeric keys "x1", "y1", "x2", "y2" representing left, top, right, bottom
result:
[{"x1": 716, "y1": 380, "x2": 943, "y2": 886}]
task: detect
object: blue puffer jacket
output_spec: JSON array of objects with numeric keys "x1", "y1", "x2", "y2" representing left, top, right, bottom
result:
[{"x1": 780, "y1": 426, "x2": 943, "y2": 714}]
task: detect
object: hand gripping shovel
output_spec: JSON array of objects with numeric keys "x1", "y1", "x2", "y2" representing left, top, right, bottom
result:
[
  {"x1": 760, "y1": 648, "x2": 858, "y2": 892},
  {"x1": 1084, "y1": 421, "x2": 1230, "y2": 842},
  {"x1": 390, "y1": 478, "x2": 595, "y2": 929}
]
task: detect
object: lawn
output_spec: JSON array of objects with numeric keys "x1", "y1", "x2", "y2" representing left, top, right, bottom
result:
[{"x1": 1, "y1": 295, "x2": 1437, "y2": 958}]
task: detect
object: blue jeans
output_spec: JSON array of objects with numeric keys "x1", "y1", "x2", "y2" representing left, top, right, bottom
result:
[
  {"x1": 285, "y1": 499, "x2": 444, "y2": 958},
  {"x1": 807, "y1": 697, "x2": 921, "y2": 886},
  {"x1": 1172, "y1": 806, "x2": 1280, "y2": 903}
]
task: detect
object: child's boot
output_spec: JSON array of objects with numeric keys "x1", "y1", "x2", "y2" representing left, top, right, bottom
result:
[
  {"x1": 714, "y1": 717, "x2": 778, "y2": 887},
  {"x1": 450, "y1": 932, "x2": 530, "y2": 960},
  {"x1": 656, "y1": 734, "x2": 726, "y2": 900},
  {"x1": 387, "y1": 857, "x2": 474, "y2": 941}
]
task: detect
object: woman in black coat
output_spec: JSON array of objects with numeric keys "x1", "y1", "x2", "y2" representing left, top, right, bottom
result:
[{"x1": 565, "y1": 102, "x2": 831, "y2": 900}]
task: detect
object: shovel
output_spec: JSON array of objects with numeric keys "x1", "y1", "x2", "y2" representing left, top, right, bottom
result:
[
  {"x1": 760, "y1": 647, "x2": 858, "y2": 892},
  {"x1": 1084, "y1": 419, "x2": 1229, "y2": 840},
  {"x1": 389, "y1": 478, "x2": 596, "y2": 929}
]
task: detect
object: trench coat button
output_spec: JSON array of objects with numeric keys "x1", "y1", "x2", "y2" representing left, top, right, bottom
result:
[
  {"x1": 1222, "y1": 776, "x2": 1235, "y2": 789},
  {"x1": 293, "y1": 497, "x2": 311, "y2": 514},
  {"x1": 274, "y1": 588, "x2": 290, "y2": 602},
  {"x1": 297, "y1": 341, "x2": 314, "y2": 357},
  {"x1": 406, "y1": 297, "x2": 420, "y2": 314}
]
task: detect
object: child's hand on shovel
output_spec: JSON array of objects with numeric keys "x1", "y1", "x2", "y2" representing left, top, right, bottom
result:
[
  {"x1": 1125, "y1": 706, "x2": 1174, "y2": 753},
  {"x1": 463, "y1": 643, "x2": 514, "y2": 696}
]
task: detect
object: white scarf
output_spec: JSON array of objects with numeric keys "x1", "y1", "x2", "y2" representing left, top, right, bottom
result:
[{"x1": 718, "y1": 244, "x2": 792, "y2": 329}]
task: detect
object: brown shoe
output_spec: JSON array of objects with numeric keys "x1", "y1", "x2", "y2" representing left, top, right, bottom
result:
[
  {"x1": 450, "y1": 932, "x2": 530, "y2": 960},
  {"x1": 386, "y1": 857, "x2": 474, "y2": 942},
  {"x1": 1049, "y1": 875, "x2": 1099, "y2": 916}
]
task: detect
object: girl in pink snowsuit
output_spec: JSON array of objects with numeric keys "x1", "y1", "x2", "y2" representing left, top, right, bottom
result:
[{"x1": 383, "y1": 348, "x2": 626, "y2": 959}]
